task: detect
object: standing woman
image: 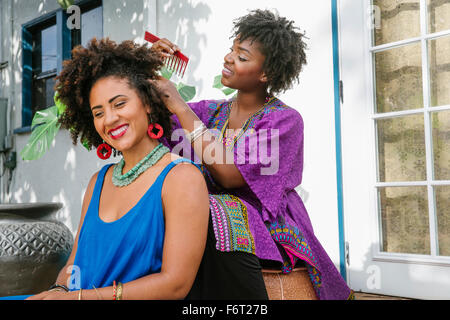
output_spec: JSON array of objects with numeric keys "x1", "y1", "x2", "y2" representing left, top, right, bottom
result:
[
  {"x1": 152, "y1": 9, "x2": 354, "y2": 300},
  {"x1": 3, "y1": 38, "x2": 210, "y2": 300}
]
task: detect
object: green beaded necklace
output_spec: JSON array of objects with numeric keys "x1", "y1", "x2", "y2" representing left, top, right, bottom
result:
[{"x1": 112, "y1": 143, "x2": 170, "y2": 187}]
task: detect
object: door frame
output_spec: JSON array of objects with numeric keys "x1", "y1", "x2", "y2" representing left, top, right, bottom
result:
[{"x1": 338, "y1": 0, "x2": 450, "y2": 299}]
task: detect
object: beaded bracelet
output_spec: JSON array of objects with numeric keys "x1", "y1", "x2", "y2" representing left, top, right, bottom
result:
[
  {"x1": 117, "y1": 282, "x2": 123, "y2": 300},
  {"x1": 113, "y1": 281, "x2": 117, "y2": 300}
]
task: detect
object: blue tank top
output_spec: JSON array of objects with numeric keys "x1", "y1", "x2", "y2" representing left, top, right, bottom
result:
[{"x1": 69, "y1": 158, "x2": 199, "y2": 290}]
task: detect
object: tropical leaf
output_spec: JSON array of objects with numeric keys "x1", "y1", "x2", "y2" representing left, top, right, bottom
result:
[
  {"x1": 160, "y1": 65, "x2": 173, "y2": 80},
  {"x1": 56, "y1": 0, "x2": 74, "y2": 10},
  {"x1": 176, "y1": 82, "x2": 196, "y2": 102},
  {"x1": 20, "y1": 106, "x2": 61, "y2": 161},
  {"x1": 54, "y1": 91, "x2": 67, "y2": 115},
  {"x1": 213, "y1": 74, "x2": 223, "y2": 89},
  {"x1": 213, "y1": 75, "x2": 236, "y2": 96},
  {"x1": 81, "y1": 137, "x2": 91, "y2": 151}
]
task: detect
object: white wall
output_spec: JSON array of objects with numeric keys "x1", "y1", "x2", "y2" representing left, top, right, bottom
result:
[{"x1": 2, "y1": 0, "x2": 342, "y2": 270}]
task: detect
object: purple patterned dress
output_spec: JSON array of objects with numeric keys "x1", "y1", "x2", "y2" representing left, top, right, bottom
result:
[{"x1": 161, "y1": 98, "x2": 354, "y2": 300}]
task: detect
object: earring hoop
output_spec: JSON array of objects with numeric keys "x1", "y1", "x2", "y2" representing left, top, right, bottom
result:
[
  {"x1": 147, "y1": 123, "x2": 164, "y2": 140},
  {"x1": 97, "y1": 142, "x2": 112, "y2": 160}
]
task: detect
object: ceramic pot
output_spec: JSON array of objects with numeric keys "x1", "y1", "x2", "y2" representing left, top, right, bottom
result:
[{"x1": 0, "y1": 203, "x2": 73, "y2": 296}]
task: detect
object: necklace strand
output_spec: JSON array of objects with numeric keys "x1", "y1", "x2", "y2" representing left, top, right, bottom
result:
[
  {"x1": 222, "y1": 97, "x2": 272, "y2": 148},
  {"x1": 112, "y1": 143, "x2": 170, "y2": 187}
]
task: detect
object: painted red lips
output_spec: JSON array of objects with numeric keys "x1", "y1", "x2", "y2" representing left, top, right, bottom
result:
[{"x1": 108, "y1": 124, "x2": 129, "y2": 139}]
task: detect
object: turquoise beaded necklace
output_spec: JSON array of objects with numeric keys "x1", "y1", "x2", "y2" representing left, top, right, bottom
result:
[{"x1": 112, "y1": 143, "x2": 170, "y2": 187}]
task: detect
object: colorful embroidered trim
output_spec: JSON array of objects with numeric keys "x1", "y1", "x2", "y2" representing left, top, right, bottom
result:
[
  {"x1": 268, "y1": 222, "x2": 323, "y2": 299},
  {"x1": 347, "y1": 290, "x2": 356, "y2": 300},
  {"x1": 209, "y1": 194, "x2": 255, "y2": 254},
  {"x1": 207, "y1": 98, "x2": 289, "y2": 151}
]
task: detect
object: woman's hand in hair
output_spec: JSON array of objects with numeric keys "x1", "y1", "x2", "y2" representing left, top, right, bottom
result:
[
  {"x1": 148, "y1": 76, "x2": 188, "y2": 116},
  {"x1": 150, "y1": 38, "x2": 181, "y2": 58}
]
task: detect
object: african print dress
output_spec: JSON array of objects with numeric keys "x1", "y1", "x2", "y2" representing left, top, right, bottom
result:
[{"x1": 161, "y1": 98, "x2": 354, "y2": 300}]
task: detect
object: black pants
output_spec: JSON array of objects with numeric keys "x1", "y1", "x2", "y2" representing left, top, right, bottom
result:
[{"x1": 186, "y1": 218, "x2": 269, "y2": 300}]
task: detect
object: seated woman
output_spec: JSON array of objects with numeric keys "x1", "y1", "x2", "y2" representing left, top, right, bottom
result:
[
  {"x1": 152, "y1": 9, "x2": 354, "y2": 300},
  {"x1": 2, "y1": 38, "x2": 210, "y2": 300}
]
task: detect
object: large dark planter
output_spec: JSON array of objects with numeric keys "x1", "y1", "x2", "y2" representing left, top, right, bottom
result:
[{"x1": 0, "y1": 203, "x2": 74, "y2": 296}]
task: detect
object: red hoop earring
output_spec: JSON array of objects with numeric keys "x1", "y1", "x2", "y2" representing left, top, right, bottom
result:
[
  {"x1": 147, "y1": 123, "x2": 164, "y2": 140},
  {"x1": 97, "y1": 142, "x2": 112, "y2": 160}
]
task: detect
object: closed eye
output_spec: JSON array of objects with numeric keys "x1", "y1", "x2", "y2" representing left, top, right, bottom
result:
[{"x1": 229, "y1": 47, "x2": 247, "y2": 62}]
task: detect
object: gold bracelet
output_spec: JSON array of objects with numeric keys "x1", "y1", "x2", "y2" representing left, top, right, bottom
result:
[
  {"x1": 117, "y1": 282, "x2": 123, "y2": 300},
  {"x1": 78, "y1": 289, "x2": 83, "y2": 301},
  {"x1": 92, "y1": 285, "x2": 102, "y2": 300}
]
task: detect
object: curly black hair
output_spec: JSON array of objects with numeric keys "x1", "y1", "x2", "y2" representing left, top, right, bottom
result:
[
  {"x1": 231, "y1": 9, "x2": 308, "y2": 96},
  {"x1": 55, "y1": 37, "x2": 171, "y2": 152}
]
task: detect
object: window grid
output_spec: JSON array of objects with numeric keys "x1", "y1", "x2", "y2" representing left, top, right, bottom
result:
[
  {"x1": 369, "y1": 0, "x2": 450, "y2": 258},
  {"x1": 19, "y1": 0, "x2": 102, "y2": 130}
]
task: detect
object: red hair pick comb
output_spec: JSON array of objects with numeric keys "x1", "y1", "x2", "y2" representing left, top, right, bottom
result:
[{"x1": 145, "y1": 32, "x2": 190, "y2": 78}]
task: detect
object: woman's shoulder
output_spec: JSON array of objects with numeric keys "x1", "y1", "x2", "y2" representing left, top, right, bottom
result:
[
  {"x1": 165, "y1": 154, "x2": 203, "y2": 179},
  {"x1": 161, "y1": 155, "x2": 207, "y2": 202}
]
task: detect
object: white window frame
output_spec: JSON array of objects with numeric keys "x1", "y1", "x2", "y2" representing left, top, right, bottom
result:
[{"x1": 364, "y1": 0, "x2": 450, "y2": 266}]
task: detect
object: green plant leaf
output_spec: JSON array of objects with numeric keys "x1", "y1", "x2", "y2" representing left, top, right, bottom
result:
[
  {"x1": 57, "y1": 0, "x2": 74, "y2": 10},
  {"x1": 213, "y1": 74, "x2": 224, "y2": 89},
  {"x1": 20, "y1": 106, "x2": 61, "y2": 161},
  {"x1": 81, "y1": 137, "x2": 91, "y2": 151},
  {"x1": 176, "y1": 82, "x2": 196, "y2": 102},
  {"x1": 160, "y1": 66, "x2": 173, "y2": 80},
  {"x1": 213, "y1": 74, "x2": 236, "y2": 96},
  {"x1": 222, "y1": 87, "x2": 236, "y2": 96},
  {"x1": 54, "y1": 91, "x2": 67, "y2": 115}
]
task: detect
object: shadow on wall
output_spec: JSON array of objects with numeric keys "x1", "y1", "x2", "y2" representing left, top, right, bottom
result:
[
  {"x1": 5, "y1": 0, "x2": 211, "y2": 233},
  {"x1": 10, "y1": 130, "x2": 106, "y2": 234},
  {"x1": 158, "y1": 0, "x2": 212, "y2": 96}
]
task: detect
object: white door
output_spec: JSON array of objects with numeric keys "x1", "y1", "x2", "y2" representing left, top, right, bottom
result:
[{"x1": 339, "y1": 0, "x2": 450, "y2": 299}]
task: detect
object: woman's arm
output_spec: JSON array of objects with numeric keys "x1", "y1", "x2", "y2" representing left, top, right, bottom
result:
[
  {"x1": 151, "y1": 77, "x2": 246, "y2": 189},
  {"x1": 150, "y1": 39, "x2": 246, "y2": 189},
  {"x1": 66, "y1": 162, "x2": 209, "y2": 300}
]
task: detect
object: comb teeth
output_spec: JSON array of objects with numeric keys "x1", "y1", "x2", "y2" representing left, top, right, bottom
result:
[
  {"x1": 163, "y1": 54, "x2": 189, "y2": 78},
  {"x1": 144, "y1": 31, "x2": 189, "y2": 78}
]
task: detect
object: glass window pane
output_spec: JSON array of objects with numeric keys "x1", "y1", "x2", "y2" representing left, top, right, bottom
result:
[
  {"x1": 428, "y1": 0, "x2": 450, "y2": 34},
  {"x1": 373, "y1": 0, "x2": 421, "y2": 46},
  {"x1": 429, "y1": 35, "x2": 450, "y2": 107},
  {"x1": 379, "y1": 186, "x2": 430, "y2": 254},
  {"x1": 81, "y1": 6, "x2": 103, "y2": 47},
  {"x1": 435, "y1": 186, "x2": 450, "y2": 256},
  {"x1": 377, "y1": 114, "x2": 427, "y2": 182},
  {"x1": 375, "y1": 43, "x2": 423, "y2": 113},
  {"x1": 32, "y1": 76, "x2": 56, "y2": 113},
  {"x1": 32, "y1": 31, "x2": 42, "y2": 74},
  {"x1": 41, "y1": 25, "x2": 57, "y2": 73},
  {"x1": 431, "y1": 110, "x2": 450, "y2": 180}
]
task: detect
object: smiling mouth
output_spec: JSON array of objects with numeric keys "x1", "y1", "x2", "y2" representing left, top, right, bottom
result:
[
  {"x1": 109, "y1": 125, "x2": 129, "y2": 139},
  {"x1": 222, "y1": 66, "x2": 233, "y2": 77}
]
